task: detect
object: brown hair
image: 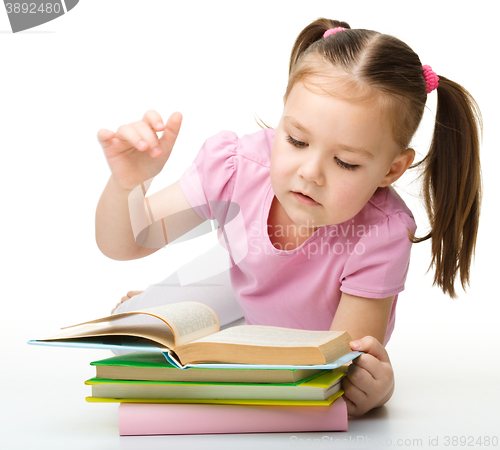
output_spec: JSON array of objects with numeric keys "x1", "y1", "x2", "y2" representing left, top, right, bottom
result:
[{"x1": 284, "y1": 18, "x2": 482, "y2": 298}]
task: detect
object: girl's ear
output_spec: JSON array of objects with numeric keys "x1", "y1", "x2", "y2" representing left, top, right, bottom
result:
[{"x1": 379, "y1": 148, "x2": 415, "y2": 187}]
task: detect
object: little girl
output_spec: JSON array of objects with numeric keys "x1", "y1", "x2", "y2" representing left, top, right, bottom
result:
[{"x1": 95, "y1": 18, "x2": 482, "y2": 417}]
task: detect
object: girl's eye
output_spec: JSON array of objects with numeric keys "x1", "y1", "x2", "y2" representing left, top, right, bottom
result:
[
  {"x1": 286, "y1": 135, "x2": 358, "y2": 170},
  {"x1": 335, "y1": 157, "x2": 358, "y2": 171},
  {"x1": 286, "y1": 135, "x2": 308, "y2": 148}
]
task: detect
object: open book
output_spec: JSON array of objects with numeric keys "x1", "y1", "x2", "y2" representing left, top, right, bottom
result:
[{"x1": 33, "y1": 302, "x2": 355, "y2": 368}]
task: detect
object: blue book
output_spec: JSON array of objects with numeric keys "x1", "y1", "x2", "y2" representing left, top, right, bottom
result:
[{"x1": 28, "y1": 302, "x2": 361, "y2": 369}]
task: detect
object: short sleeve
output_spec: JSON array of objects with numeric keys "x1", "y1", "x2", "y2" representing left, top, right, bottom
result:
[
  {"x1": 340, "y1": 212, "x2": 416, "y2": 299},
  {"x1": 179, "y1": 131, "x2": 238, "y2": 221}
]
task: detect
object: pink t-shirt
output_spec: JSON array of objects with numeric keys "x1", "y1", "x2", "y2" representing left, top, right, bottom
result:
[{"x1": 179, "y1": 128, "x2": 417, "y2": 345}]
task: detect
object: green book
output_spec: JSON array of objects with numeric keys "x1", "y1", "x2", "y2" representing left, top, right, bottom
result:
[{"x1": 91, "y1": 351, "x2": 328, "y2": 384}]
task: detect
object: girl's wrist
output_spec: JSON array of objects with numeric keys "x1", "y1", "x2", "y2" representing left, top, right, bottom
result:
[{"x1": 108, "y1": 174, "x2": 137, "y2": 194}]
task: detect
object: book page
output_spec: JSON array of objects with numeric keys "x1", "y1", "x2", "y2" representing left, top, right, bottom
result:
[
  {"x1": 41, "y1": 321, "x2": 175, "y2": 349},
  {"x1": 191, "y1": 325, "x2": 345, "y2": 347},
  {"x1": 58, "y1": 302, "x2": 219, "y2": 349},
  {"x1": 153, "y1": 302, "x2": 220, "y2": 347}
]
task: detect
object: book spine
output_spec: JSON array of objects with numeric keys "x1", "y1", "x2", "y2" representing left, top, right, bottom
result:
[{"x1": 119, "y1": 397, "x2": 348, "y2": 435}]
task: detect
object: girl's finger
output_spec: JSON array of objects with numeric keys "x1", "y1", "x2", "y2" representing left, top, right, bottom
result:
[
  {"x1": 342, "y1": 375, "x2": 368, "y2": 407},
  {"x1": 114, "y1": 124, "x2": 148, "y2": 152},
  {"x1": 133, "y1": 121, "x2": 163, "y2": 156},
  {"x1": 97, "y1": 129, "x2": 115, "y2": 147},
  {"x1": 350, "y1": 353, "x2": 384, "y2": 380},
  {"x1": 350, "y1": 336, "x2": 391, "y2": 363},
  {"x1": 143, "y1": 110, "x2": 165, "y2": 132},
  {"x1": 159, "y1": 111, "x2": 182, "y2": 150},
  {"x1": 346, "y1": 361, "x2": 372, "y2": 391},
  {"x1": 126, "y1": 290, "x2": 143, "y2": 297}
]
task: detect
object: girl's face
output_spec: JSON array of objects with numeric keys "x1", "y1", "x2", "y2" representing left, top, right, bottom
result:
[{"x1": 270, "y1": 80, "x2": 404, "y2": 233}]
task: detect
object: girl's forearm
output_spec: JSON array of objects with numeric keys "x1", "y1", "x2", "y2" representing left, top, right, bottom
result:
[{"x1": 95, "y1": 175, "x2": 151, "y2": 261}]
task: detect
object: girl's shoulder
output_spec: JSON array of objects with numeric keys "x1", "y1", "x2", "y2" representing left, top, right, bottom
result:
[
  {"x1": 353, "y1": 186, "x2": 417, "y2": 236},
  {"x1": 230, "y1": 128, "x2": 276, "y2": 168},
  {"x1": 193, "y1": 128, "x2": 275, "y2": 171},
  {"x1": 368, "y1": 186, "x2": 414, "y2": 220}
]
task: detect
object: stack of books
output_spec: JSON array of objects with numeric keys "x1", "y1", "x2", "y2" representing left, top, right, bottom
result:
[
  {"x1": 30, "y1": 301, "x2": 361, "y2": 435},
  {"x1": 86, "y1": 351, "x2": 349, "y2": 435}
]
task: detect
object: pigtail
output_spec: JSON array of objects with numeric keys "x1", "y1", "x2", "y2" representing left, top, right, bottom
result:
[
  {"x1": 288, "y1": 18, "x2": 350, "y2": 75},
  {"x1": 412, "y1": 77, "x2": 482, "y2": 298}
]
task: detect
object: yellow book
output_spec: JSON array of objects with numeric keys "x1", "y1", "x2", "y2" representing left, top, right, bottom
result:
[{"x1": 86, "y1": 389, "x2": 344, "y2": 406}]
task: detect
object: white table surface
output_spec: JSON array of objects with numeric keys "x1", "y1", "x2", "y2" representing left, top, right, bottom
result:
[{"x1": 2, "y1": 327, "x2": 499, "y2": 450}]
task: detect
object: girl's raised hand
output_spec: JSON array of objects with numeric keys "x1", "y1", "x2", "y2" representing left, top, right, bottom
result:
[{"x1": 97, "y1": 110, "x2": 183, "y2": 190}]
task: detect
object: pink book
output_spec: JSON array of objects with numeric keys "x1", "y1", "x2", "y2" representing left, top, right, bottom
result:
[{"x1": 119, "y1": 397, "x2": 348, "y2": 435}]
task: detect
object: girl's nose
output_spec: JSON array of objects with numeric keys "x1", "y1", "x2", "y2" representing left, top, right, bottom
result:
[{"x1": 297, "y1": 157, "x2": 325, "y2": 186}]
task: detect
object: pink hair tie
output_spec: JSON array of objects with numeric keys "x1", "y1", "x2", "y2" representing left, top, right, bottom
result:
[
  {"x1": 422, "y1": 64, "x2": 439, "y2": 94},
  {"x1": 323, "y1": 27, "x2": 347, "y2": 38}
]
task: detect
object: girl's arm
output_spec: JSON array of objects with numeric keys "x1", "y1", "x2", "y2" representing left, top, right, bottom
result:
[
  {"x1": 330, "y1": 293, "x2": 395, "y2": 417},
  {"x1": 96, "y1": 178, "x2": 204, "y2": 260},
  {"x1": 95, "y1": 110, "x2": 204, "y2": 260}
]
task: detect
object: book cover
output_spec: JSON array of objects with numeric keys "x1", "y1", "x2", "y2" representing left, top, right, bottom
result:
[
  {"x1": 118, "y1": 397, "x2": 348, "y2": 435},
  {"x1": 86, "y1": 389, "x2": 344, "y2": 406},
  {"x1": 28, "y1": 339, "x2": 361, "y2": 370}
]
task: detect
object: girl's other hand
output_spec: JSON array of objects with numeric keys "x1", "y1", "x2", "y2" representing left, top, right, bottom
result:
[
  {"x1": 342, "y1": 336, "x2": 395, "y2": 417},
  {"x1": 111, "y1": 290, "x2": 144, "y2": 314},
  {"x1": 97, "y1": 110, "x2": 183, "y2": 190}
]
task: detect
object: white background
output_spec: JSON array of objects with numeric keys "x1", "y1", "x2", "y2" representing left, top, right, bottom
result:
[{"x1": 1, "y1": 1, "x2": 499, "y2": 449}]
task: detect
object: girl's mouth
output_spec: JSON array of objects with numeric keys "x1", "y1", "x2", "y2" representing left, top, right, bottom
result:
[{"x1": 292, "y1": 191, "x2": 320, "y2": 206}]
